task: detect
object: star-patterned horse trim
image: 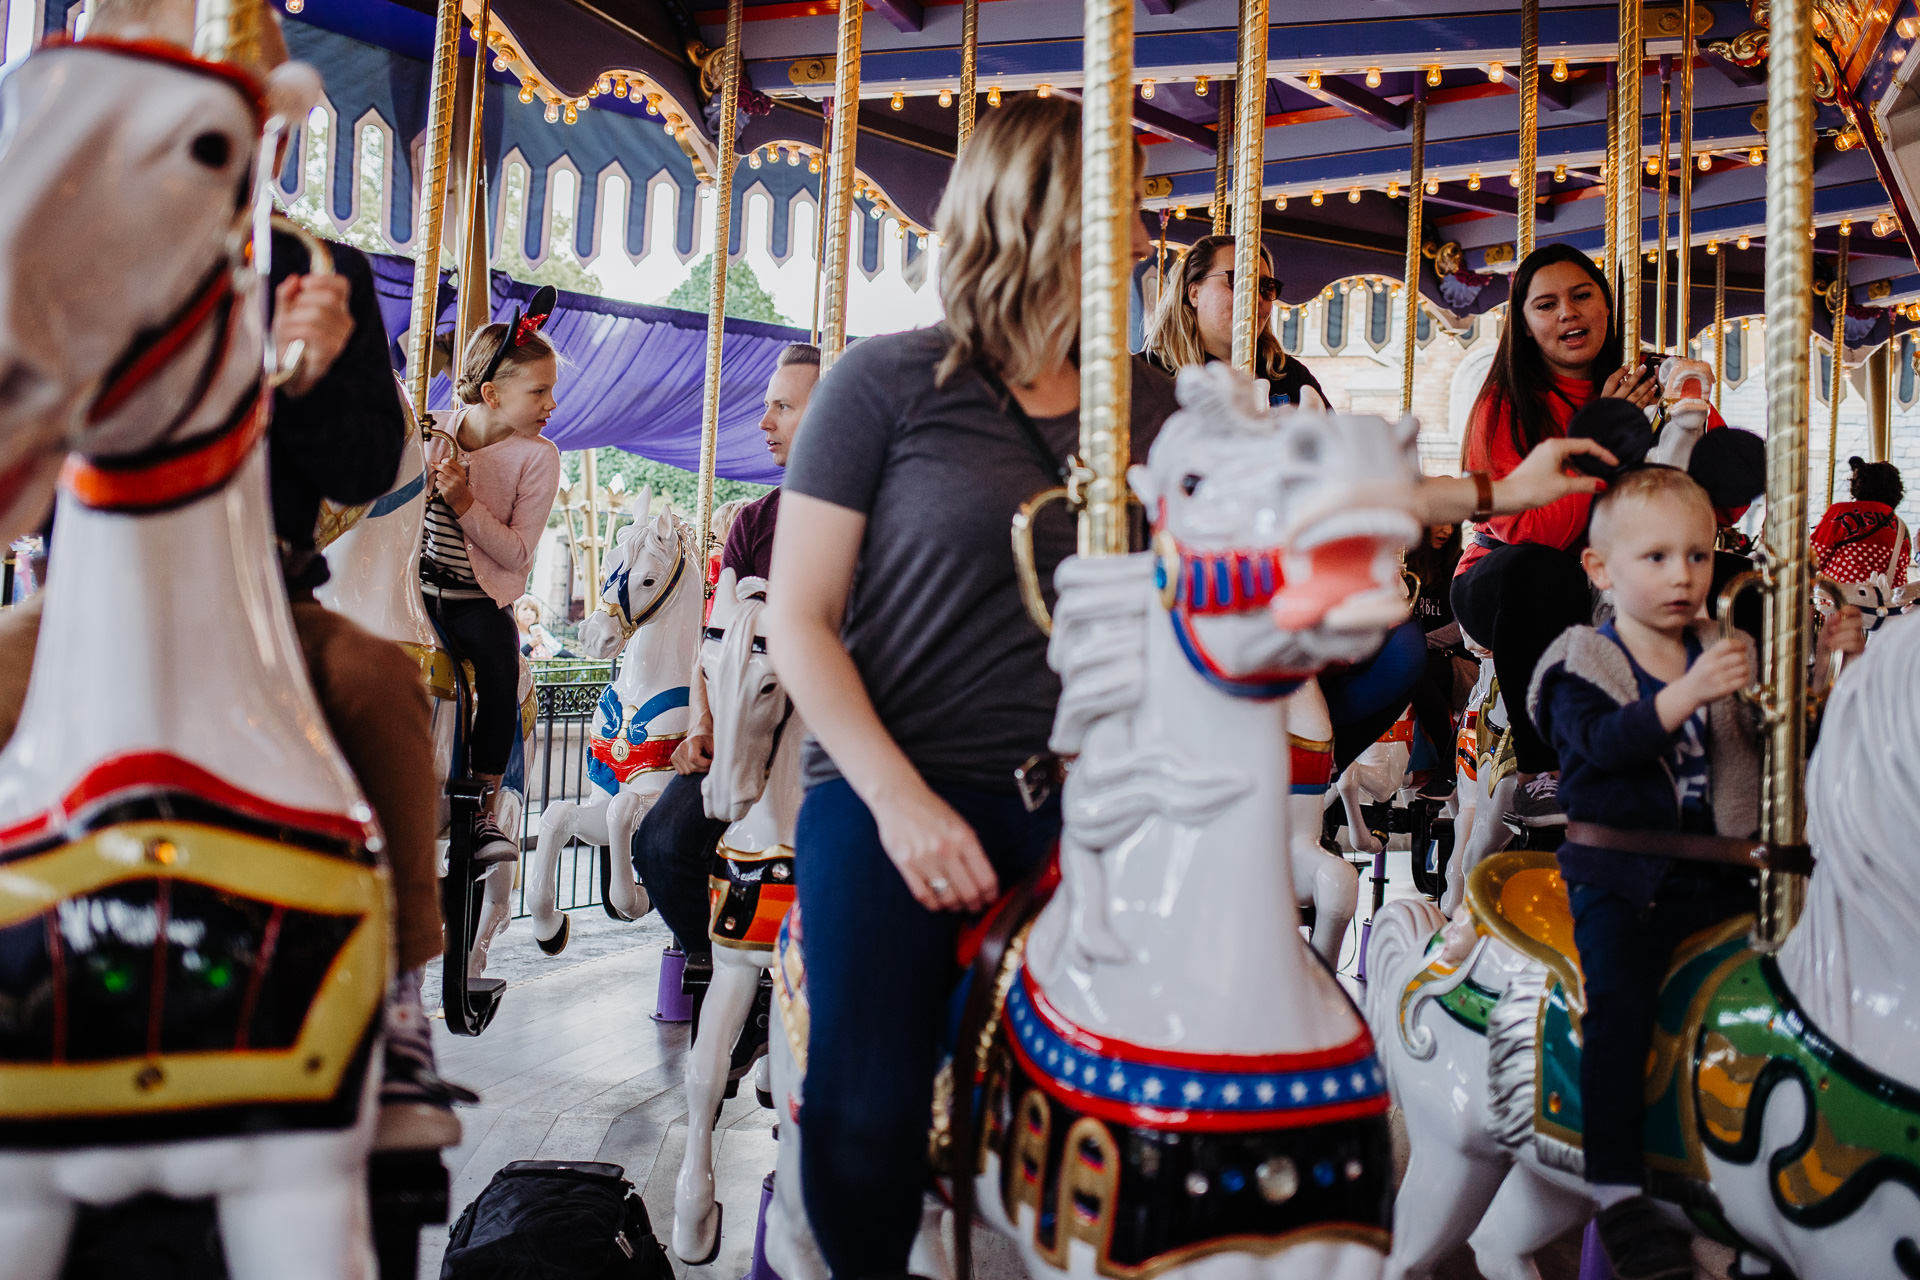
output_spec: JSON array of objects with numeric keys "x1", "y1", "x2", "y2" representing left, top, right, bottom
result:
[
  {"x1": 1008, "y1": 971, "x2": 1389, "y2": 1134},
  {"x1": 586, "y1": 684, "x2": 689, "y2": 794}
]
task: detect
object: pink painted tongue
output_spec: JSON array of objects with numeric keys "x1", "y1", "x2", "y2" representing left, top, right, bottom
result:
[{"x1": 1269, "y1": 536, "x2": 1385, "y2": 630}]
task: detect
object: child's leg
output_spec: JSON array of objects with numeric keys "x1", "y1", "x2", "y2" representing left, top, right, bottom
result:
[
  {"x1": 434, "y1": 596, "x2": 523, "y2": 861},
  {"x1": 1566, "y1": 883, "x2": 1669, "y2": 1189}
]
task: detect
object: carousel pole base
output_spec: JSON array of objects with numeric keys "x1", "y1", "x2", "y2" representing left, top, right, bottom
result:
[
  {"x1": 654, "y1": 946, "x2": 694, "y2": 1023},
  {"x1": 1579, "y1": 1220, "x2": 1617, "y2": 1280},
  {"x1": 741, "y1": 1171, "x2": 780, "y2": 1280}
]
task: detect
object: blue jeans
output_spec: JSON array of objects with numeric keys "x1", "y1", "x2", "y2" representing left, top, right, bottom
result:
[
  {"x1": 629, "y1": 769, "x2": 726, "y2": 959},
  {"x1": 795, "y1": 777, "x2": 1060, "y2": 1279},
  {"x1": 1567, "y1": 869, "x2": 1750, "y2": 1185},
  {"x1": 1325, "y1": 618, "x2": 1426, "y2": 773}
]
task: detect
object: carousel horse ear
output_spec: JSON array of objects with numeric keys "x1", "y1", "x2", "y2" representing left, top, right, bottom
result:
[
  {"x1": 262, "y1": 61, "x2": 322, "y2": 125},
  {"x1": 1128, "y1": 462, "x2": 1159, "y2": 507},
  {"x1": 630, "y1": 484, "x2": 652, "y2": 522},
  {"x1": 709, "y1": 566, "x2": 740, "y2": 629}
]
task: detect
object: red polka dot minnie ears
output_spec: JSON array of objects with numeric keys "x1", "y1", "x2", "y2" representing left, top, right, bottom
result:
[{"x1": 479, "y1": 285, "x2": 558, "y2": 386}]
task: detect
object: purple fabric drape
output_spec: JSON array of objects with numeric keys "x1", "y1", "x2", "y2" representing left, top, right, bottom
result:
[{"x1": 367, "y1": 252, "x2": 800, "y2": 484}]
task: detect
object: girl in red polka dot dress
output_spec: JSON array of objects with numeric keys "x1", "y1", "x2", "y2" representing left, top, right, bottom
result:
[{"x1": 1813, "y1": 456, "x2": 1911, "y2": 588}]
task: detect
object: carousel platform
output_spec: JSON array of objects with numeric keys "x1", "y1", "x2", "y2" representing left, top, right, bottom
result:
[{"x1": 420, "y1": 869, "x2": 1727, "y2": 1280}]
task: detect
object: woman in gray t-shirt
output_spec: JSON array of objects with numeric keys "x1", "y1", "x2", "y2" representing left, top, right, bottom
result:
[{"x1": 764, "y1": 95, "x2": 1174, "y2": 1274}]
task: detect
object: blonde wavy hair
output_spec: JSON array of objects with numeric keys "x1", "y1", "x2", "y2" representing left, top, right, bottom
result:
[
  {"x1": 934, "y1": 95, "x2": 1086, "y2": 386},
  {"x1": 1143, "y1": 234, "x2": 1290, "y2": 377}
]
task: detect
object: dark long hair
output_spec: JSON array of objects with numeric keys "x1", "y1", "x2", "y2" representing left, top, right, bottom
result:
[
  {"x1": 1849, "y1": 455, "x2": 1906, "y2": 508},
  {"x1": 1462, "y1": 243, "x2": 1624, "y2": 470}
]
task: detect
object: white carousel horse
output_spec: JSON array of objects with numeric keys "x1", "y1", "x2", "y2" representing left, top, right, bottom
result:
[
  {"x1": 1441, "y1": 657, "x2": 1516, "y2": 917},
  {"x1": 1282, "y1": 679, "x2": 1360, "y2": 965},
  {"x1": 525, "y1": 489, "x2": 699, "y2": 952},
  {"x1": 1365, "y1": 616, "x2": 1920, "y2": 1280},
  {"x1": 0, "y1": 33, "x2": 389, "y2": 1280},
  {"x1": 1332, "y1": 705, "x2": 1414, "y2": 860},
  {"x1": 768, "y1": 363, "x2": 1425, "y2": 1280},
  {"x1": 670, "y1": 569, "x2": 799, "y2": 1263}
]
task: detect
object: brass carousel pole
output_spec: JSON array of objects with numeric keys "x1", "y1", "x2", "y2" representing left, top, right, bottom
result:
[
  {"x1": 1655, "y1": 58, "x2": 1670, "y2": 353},
  {"x1": 1676, "y1": 0, "x2": 1695, "y2": 351},
  {"x1": 453, "y1": 0, "x2": 493, "y2": 368},
  {"x1": 810, "y1": 111, "x2": 830, "y2": 345},
  {"x1": 819, "y1": 0, "x2": 862, "y2": 368},
  {"x1": 1616, "y1": 0, "x2": 1644, "y2": 357},
  {"x1": 1081, "y1": 0, "x2": 1134, "y2": 556},
  {"x1": 1604, "y1": 67, "x2": 1620, "y2": 298},
  {"x1": 1758, "y1": 0, "x2": 1815, "y2": 947},
  {"x1": 958, "y1": 0, "x2": 979, "y2": 148},
  {"x1": 1213, "y1": 79, "x2": 1234, "y2": 236},
  {"x1": 1713, "y1": 245, "x2": 1726, "y2": 406},
  {"x1": 694, "y1": 0, "x2": 744, "y2": 580},
  {"x1": 1825, "y1": 233, "x2": 1848, "y2": 507},
  {"x1": 403, "y1": 0, "x2": 464, "y2": 419},
  {"x1": 1517, "y1": 0, "x2": 1539, "y2": 261},
  {"x1": 1230, "y1": 0, "x2": 1268, "y2": 371},
  {"x1": 1402, "y1": 87, "x2": 1426, "y2": 417}
]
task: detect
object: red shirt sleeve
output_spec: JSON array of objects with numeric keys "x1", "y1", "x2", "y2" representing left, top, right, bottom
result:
[{"x1": 1465, "y1": 396, "x2": 1594, "y2": 553}]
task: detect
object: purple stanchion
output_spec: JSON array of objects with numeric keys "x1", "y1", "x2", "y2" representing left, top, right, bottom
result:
[
  {"x1": 653, "y1": 946, "x2": 693, "y2": 1023},
  {"x1": 742, "y1": 1171, "x2": 779, "y2": 1280},
  {"x1": 1579, "y1": 1221, "x2": 1615, "y2": 1280}
]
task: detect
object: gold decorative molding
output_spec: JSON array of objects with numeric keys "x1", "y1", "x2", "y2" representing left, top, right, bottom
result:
[
  {"x1": 1646, "y1": 3, "x2": 1716, "y2": 37},
  {"x1": 789, "y1": 56, "x2": 836, "y2": 86},
  {"x1": 1705, "y1": 0, "x2": 1866, "y2": 102},
  {"x1": 1868, "y1": 279, "x2": 1892, "y2": 301},
  {"x1": 1483, "y1": 242, "x2": 1516, "y2": 267},
  {"x1": 1144, "y1": 175, "x2": 1173, "y2": 199}
]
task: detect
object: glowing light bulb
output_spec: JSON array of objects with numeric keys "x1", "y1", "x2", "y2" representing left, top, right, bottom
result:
[
  {"x1": 939, "y1": 87, "x2": 953, "y2": 107},
  {"x1": 1348, "y1": 187, "x2": 1362, "y2": 203},
  {"x1": 891, "y1": 91, "x2": 904, "y2": 110},
  {"x1": 545, "y1": 101, "x2": 561, "y2": 124},
  {"x1": 597, "y1": 75, "x2": 612, "y2": 95},
  {"x1": 1508, "y1": 169, "x2": 1521, "y2": 188},
  {"x1": 870, "y1": 202, "x2": 884, "y2": 220},
  {"x1": 1876, "y1": 213, "x2": 1895, "y2": 237},
  {"x1": 1311, "y1": 189, "x2": 1325, "y2": 206},
  {"x1": 1488, "y1": 61, "x2": 1505, "y2": 83},
  {"x1": 1467, "y1": 172, "x2": 1481, "y2": 191},
  {"x1": 748, "y1": 150, "x2": 762, "y2": 169},
  {"x1": 1737, "y1": 234, "x2": 1750, "y2": 250},
  {"x1": 1175, "y1": 204, "x2": 1188, "y2": 220},
  {"x1": 1551, "y1": 57, "x2": 1568, "y2": 82},
  {"x1": 1037, "y1": 83, "x2": 1053, "y2": 98},
  {"x1": 1387, "y1": 180, "x2": 1401, "y2": 198},
  {"x1": 1195, "y1": 75, "x2": 1210, "y2": 96},
  {"x1": 808, "y1": 155, "x2": 822, "y2": 173},
  {"x1": 1707, "y1": 239, "x2": 1719, "y2": 255},
  {"x1": 1748, "y1": 146, "x2": 1764, "y2": 165},
  {"x1": 1554, "y1": 163, "x2": 1568, "y2": 182},
  {"x1": 1425, "y1": 177, "x2": 1439, "y2": 195},
  {"x1": 614, "y1": 77, "x2": 629, "y2": 98},
  {"x1": 1306, "y1": 69, "x2": 1322, "y2": 91},
  {"x1": 1276, "y1": 194, "x2": 1288, "y2": 210},
  {"x1": 646, "y1": 93, "x2": 662, "y2": 116},
  {"x1": 1646, "y1": 156, "x2": 1661, "y2": 175},
  {"x1": 917, "y1": 232, "x2": 929, "y2": 249},
  {"x1": 1365, "y1": 67, "x2": 1382, "y2": 88},
  {"x1": 563, "y1": 103, "x2": 579, "y2": 125},
  {"x1": 988, "y1": 85, "x2": 1001, "y2": 107},
  {"x1": 787, "y1": 147, "x2": 800, "y2": 165},
  {"x1": 285, "y1": 0, "x2": 302, "y2": 11},
  {"x1": 494, "y1": 55, "x2": 509, "y2": 71},
  {"x1": 1426, "y1": 65, "x2": 1443, "y2": 87},
  {"x1": 519, "y1": 83, "x2": 536, "y2": 104},
  {"x1": 1698, "y1": 152, "x2": 1712, "y2": 171},
  {"x1": 1141, "y1": 79, "x2": 1156, "y2": 99},
  {"x1": 1841, "y1": 219, "x2": 1853, "y2": 236}
]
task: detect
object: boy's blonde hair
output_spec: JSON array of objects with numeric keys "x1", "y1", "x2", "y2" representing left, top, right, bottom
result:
[{"x1": 1587, "y1": 465, "x2": 1715, "y2": 552}]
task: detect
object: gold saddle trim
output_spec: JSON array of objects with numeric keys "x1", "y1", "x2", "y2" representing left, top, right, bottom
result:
[{"x1": 1467, "y1": 847, "x2": 1584, "y2": 1011}]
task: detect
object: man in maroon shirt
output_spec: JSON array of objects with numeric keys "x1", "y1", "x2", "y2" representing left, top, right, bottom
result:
[{"x1": 633, "y1": 343, "x2": 818, "y2": 1022}]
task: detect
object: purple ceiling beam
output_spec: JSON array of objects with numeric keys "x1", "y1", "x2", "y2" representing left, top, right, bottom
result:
[
  {"x1": 1140, "y1": 0, "x2": 1178, "y2": 12},
  {"x1": 1053, "y1": 85, "x2": 1220, "y2": 154},
  {"x1": 868, "y1": 0, "x2": 924, "y2": 34},
  {"x1": 1542, "y1": 76, "x2": 1573, "y2": 111},
  {"x1": 1287, "y1": 73, "x2": 1406, "y2": 133}
]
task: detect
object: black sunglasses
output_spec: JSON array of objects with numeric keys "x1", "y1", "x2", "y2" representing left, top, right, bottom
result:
[{"x1": 1198, "y1": 269, "x2": 1281, "y2": 301}]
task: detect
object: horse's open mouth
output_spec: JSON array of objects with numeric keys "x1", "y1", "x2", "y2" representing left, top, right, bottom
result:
[{"x1": 1270, "y1": 506, "x2": 1419, "y2": 632}]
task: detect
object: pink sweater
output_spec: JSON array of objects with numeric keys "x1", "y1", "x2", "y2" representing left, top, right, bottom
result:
[{"x1": 427, "y1": 407, "x2": 563, "y2": 608}]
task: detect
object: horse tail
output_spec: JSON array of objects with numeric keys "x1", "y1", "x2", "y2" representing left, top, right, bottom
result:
[{"x1": 1362, "y1": 897, "x2": 1448, "y2": 1080}]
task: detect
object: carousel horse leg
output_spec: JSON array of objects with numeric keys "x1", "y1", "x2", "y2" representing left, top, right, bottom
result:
[
  {"x1": 0, "y1": 1187, "x2": 74, "y2": 1280},
  {"x1": 1465, "y1": 1164, "x2": 1595, "y2": 1280},
  {"x1": 218, "y1": 1165, "x2": 377, "y2": 1280},
  {"x1": 601, "y1": 788, "x2": 654, "y2": 923},
  {"x1": 906, "y1": 1198, "x2": 952, "y2": 1280},
  {"x1": 672, "y1": 949, "x2": 765, "y2": 1264},
  {"x1": 1293, "y1": 832, "x2": 1358, "y2": 966},
  {"x1": 526, "y1": 792, "x2": 609, "y2": 953},
  {"x1": 1382, "y1": 1148, "x2": 1507, "y2": 1280},
  {"x1": 467, "y1": 861, "x2": 516, "y2": 981},
  {"x1": 763, "y1": 1007, "x2": 828, "y2": 1280}
]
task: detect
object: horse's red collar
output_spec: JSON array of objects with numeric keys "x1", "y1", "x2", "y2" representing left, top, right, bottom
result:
[
  {"x1": 37, "y1": 35, "x2": 268, "y2": 121},
  {"x1": 89, "y1": 263, "x2": 235, "y2": 425},
  {"x1": 61, "y1": 390, "x2": 268, "y2": 512}
]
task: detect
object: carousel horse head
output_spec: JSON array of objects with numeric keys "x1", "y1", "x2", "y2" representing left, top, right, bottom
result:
[
  {"x1": 1131, "y1": 361, "x2": 1422, "y2": 691},
  {"x1": 0, "y1": 0, "x2": 319, "y2": 540},
  {"x1": 577, "y1": 485, "x2": 695, "y2": 658},
  {"x1": 701, "y1": 567, "x2": 790, "y2": 823}
]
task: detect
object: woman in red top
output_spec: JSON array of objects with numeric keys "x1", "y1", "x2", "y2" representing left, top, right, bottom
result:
[
  {"x1": 1813, "y1": 456, "x2": 1910, "y2": 588},
  {"x1": 1452, "y1": 244, "x2": 1658, "y2": 829}
]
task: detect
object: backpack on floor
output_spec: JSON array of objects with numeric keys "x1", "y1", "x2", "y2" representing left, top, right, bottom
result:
[{"x1": 441, "y1": 1160, "x2": 670, "y2": 1280}]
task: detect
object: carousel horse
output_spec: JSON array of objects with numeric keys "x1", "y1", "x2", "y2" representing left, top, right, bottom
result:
[
  {"x1": 670, "y1": 569, "x2": 799, "y2": 1264},
  {"x1": 768, "y1": 363, "x2": 1425, "y2": 1280},
  {"x1": 1365, "y1": 617, "x2": 1920, "y2": 1280},
  {"x1": 0, "y1": 31, "x2": 391, "y2": 1279},
  {"x1": 1442, "y1": 659, "x2": 1516, "y2": 915},
  {"x1": 525, "y1": 489, "x2": 699, "y2": 953},
  {"x1": 1284, "y1": 678, "x2": 1360, "y2": 964}
]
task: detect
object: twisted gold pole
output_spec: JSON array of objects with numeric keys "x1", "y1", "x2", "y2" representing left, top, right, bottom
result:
[
  {"x1": 1759, "y1": 0, "x2": 1814, "y2": 948},
  {"x1": 1655, "y1": 61, "x2": 1670, "y2": 353},
  {"x1": 404, "y1": 0, "x2": 464, "y2": 419},
  {"x1": 1616, "y1": 0, "x2": 1643, "y2": 357},
  {"x1": 1713, "y1": 246, "x2": 1726, "y2": 407},
  {"x1": 958, "y1": 0, "x2": 979, "y2": 149},
  {"x1": 809, "y1": 111, "x2": 831, "y2": 345},
  {"x1": 1604, "y1": 70, "x2": 1620, "y2": 299},
  {"x1": 1825, "y1": 235, "x2": 1848, "y2": 508},
  {"x1": 1402, "y1": 93, "x2": 1426, "y2": 416},
  {"x1": 819, "y1": 0, "x2": 862, "y2": 368},
  {"x1": 453, "y1": 0, "x2": 493, "y2": 370},
  {"x1": 1230, "y1": 0, "x2": 1269, "y2": 370},
  {"x1": 1677, "y1": 0, "x2": 1695, "y2": 351},
  {"x1": 1517, "y1": 0, "x2": 1539, "y2": 262},
  {"x1": 695, "y1": 0, "x2": 744, "y2": 582},
  {"x1": 1214, "y1": 79, "x2": 1234, "y2": 236},
  {"x1": 1081, "y1": 0, "x2": 1134, "y2": 557}
]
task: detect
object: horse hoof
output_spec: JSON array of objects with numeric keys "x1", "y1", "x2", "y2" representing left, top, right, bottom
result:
[
  {"x1": 674, "y1": 1202, "x2": 722, "y2": 1266},
  {"x1": 536, "y1": 915, "x2": 569, "y2": 955}
]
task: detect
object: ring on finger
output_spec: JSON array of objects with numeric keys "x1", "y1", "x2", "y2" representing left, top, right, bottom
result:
[{"x1": 928, "y1": 875, "x2": 952, "y2": 895}]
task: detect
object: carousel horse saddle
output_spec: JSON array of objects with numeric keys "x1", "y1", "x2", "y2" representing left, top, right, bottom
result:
[
  {"x1": 0, "y1": 754, "x2": 390, "y2": 1143},
  {"x1": 399, "y1": 640, "x2": 469, "y2": 704},
  {"x1": 708, "y1": 840, "x2": 795, "y2": 953},
  {"x1": 1465, "y1": 848, "x2": 1584, "y2": 1009}
]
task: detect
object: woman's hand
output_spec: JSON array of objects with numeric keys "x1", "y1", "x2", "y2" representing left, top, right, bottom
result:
[
  {"x1": 271, "y1": 273, "x2": 353, "y2": 398},
  {"x1": 873, "y1": 783, "x2": 999, "y2": 912},
  {"x1": 1600, "y1": 362, "x2": 1659, "y2": 410},
  {"x1": 1493, "y1": 437, "x2": 1620, "y2": 512},
  {"x1": 1815, "y1": 603, "x2": 1867, "y2": 676},
  {"x1": 431, "y1": 455, "x2": 473, "y2": 517}
]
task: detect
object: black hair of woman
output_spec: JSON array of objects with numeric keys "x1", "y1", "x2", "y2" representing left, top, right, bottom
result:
[{"x1": 1849, "y1": 455, "x2": 1906, "y2": 508}]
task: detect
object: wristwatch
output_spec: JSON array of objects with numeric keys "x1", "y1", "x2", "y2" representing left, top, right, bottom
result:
[{"x1": 1469, "y1": 471, "x2": 1495, "y2": 522}]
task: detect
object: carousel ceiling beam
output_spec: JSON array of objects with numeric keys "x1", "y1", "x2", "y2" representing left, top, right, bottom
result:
[
  {"x1": 1047, "y1": 85, "x2": 1220, "y2": 154},
  {"x1": 868, "y1": 0, "x2": 925, "y2": 34},
  {"x1": 1278, "y1": 72, "x2": 1407, "y2": 133},
  {"x1": 1542, "y1": 75, "x2": 1574, "y2": 111},
  {"x1": 1141, "y1": 0, "x2": 1178, "y2": 12}
]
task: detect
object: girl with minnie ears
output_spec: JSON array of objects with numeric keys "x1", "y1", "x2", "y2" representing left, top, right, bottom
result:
[{"x1": 420, "y1": 288, "x2": 564, "y2": 862}]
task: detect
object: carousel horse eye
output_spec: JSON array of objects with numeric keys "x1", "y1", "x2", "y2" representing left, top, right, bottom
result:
[
  {"x1": 1180, "y1": 473, "x2": 1203, "y2": 497},
  {"x1": 1293, "y1": 431, "x2": 1322, "y2": 464},
  {"x1": 642, "y1": 577, "x2": 657, "y2": 589},
  {"x1": 189, "y1": 131, "x2": 233, "y2": 169}
]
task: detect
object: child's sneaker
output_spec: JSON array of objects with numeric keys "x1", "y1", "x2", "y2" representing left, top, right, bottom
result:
[
  {"x1": 473, "y1": 813, "x2": 518, "y2": 864},
  {"x1": 376, "y1": 971, "x2": 479, "y2": 1152},
  {"x1": 1505, "y1": 772, "x2": 1567, "y2": 829},
  {"x1": 1594, "y1": 1196, "x2": 1698, "y2": 1280}
]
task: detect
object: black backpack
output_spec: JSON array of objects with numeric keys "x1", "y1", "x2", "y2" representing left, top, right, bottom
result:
[{"x1": 441, "y1": 1160, "x2": 671, "y2": 1280}]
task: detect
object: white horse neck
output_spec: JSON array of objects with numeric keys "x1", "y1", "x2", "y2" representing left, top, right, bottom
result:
[
  {"x1": 612, "y1": 547, "x2": 701, "y2": 711},
  {"x1": 719, "y1": 705, "x2": 804, "y2": 856},
  {"x1": 1028, "y1": 609, "x2": 1363, "y2": 1056},
  {"x1": 1775, "y1": 877, "x2": 1909, "y2": 1084},
  {"x1": 315, "y1": 435, "x2": 436, "y2": 649},
  {"x1": 0, "y1": 409, "x2": 363, "y2": 827}
]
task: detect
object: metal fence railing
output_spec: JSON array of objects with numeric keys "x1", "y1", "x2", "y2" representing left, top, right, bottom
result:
[{"x1": 511, "y1": 660, "x2": 614, "y2": 920}]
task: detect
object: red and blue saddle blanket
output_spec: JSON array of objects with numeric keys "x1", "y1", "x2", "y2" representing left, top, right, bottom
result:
[{"x1": 586, "y1": 685, "x2": 688, "y2": 795}]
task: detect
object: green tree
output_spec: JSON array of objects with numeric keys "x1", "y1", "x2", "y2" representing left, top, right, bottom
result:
[
  {"x1": 495, "y1": 164, "x2": 604, "y2": 295},
  {"x1": 556, "y1": 449, "x2": 768, "y2": 530},
  {"x1": 280, "y1": 111, "x2": 402, "y2": 259},
  {"x1": 662, "y1": 254, "x2": 791, "y2": 326}
]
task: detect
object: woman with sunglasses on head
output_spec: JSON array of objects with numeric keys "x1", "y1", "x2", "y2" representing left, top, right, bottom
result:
[{"x1": 1145, "y1": 233, "x2": 1327, "y2": 409}]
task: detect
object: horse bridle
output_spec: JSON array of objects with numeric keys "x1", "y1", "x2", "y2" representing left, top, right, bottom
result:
[
  {"x1": 701, "y1": 621, "x2": 796, "y2": 776},
  {"x1": 608, "y1": 528, "x2": 691, "y2": 641}
]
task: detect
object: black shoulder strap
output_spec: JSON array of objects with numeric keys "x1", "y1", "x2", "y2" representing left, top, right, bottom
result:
[{"x1": 978, "y1": 364, "x2": 1072, "y2": 487}]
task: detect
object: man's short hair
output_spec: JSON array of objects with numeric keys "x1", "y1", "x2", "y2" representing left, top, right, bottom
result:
[
  {"x1": 776, "y1": 343, "x2": 821, "y2": 370},
  {"x1": 1588, "y1": 464, "x2": 1715, "y2": 550}
]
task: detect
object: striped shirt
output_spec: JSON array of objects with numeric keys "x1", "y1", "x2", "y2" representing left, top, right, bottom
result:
[{"x1": 420, "y1": 494, "x2": 489, "y2": 599}]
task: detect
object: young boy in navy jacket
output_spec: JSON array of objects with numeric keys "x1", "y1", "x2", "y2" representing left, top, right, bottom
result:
[{"x1": 1529, "y1": 466, "x2": 1761, "y2": 1279}]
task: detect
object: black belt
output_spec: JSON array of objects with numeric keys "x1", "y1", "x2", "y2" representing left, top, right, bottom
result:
[{"x1": 1564, "y1": 821, "x2": 1814, "y2": 876}]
